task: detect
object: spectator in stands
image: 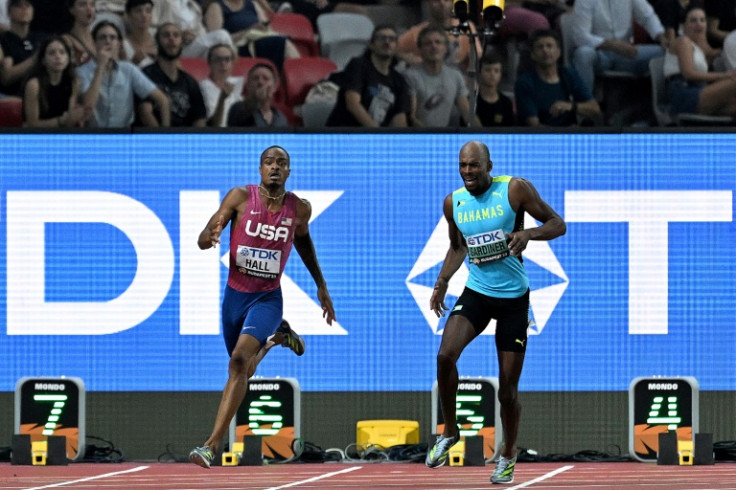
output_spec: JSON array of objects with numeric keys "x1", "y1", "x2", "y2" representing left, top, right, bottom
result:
[
  {"x1": 23, "y1": 35, "x2": 91, "y2": 127},
  {"x1": 0, "y1": 0, "x2": 44, "y2": 96},
  {"x1": 326, "y1": 24, "x2": 410, "y2": 127},
  {"x1": 62, "y1": 0, "x2": 97, "y2": 66},
  {"x1": 200, "y1": 43, "x2": 243, "y2": 127},
  {"x1": 77, "y1": 20, "x2": 170, "y2": 127},
  {"x1": 664, "y1": 4, "x2": 736, "y2": 116},
  {"x1": 227, "y1": 61, "x2": 288, "y2": 127},
  {"x1": 705, "y1": 0, "x2": 736, "y2": 49},
  {"x1": 152, "y1": 0, "x2": 234, "y2": 59},
  {"x1": 124, "y1": 0, "x2": 156, "y2": 67},
  {"x1": 571, "y1": 0, "x2": 668, "y2": 91},
  {"x1": 475, "y1": 54, "x2": 515, "y2": 126},
  {"x1": 139, "y1": 22, "x2": 207, "y2": 126},
  {"x1": 203, "y1": 0, "x2": 299, "y2": 70},
  {"x1": 403, "y1": 25, "x2": 475, "y2": 127},
  {"x1": 397, "y1": 0, "x2": 482, "y2": 72},
  {"x1": 515, "y1": 29, "x2": 601, "y2": 126}
]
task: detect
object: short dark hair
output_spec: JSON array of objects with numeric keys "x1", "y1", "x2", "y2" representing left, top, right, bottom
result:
[
  {"x1": 529, "y1": 29, "x2": 560, "y2": 49},
  {"x1": 417, "y1": 25, "x2": 448, "y2": 48},
  {"x1": 479, "y1": 54, "x2": 504, "y2": 70},
  {"x1": 370, "y1": 24, "x2": 397, "y2": 43},
  {"x1": 125, "y1": 0, "x2": 153, "y2": 13},
  {"x1": 9, "y1": 0, "x2": 33, "y2": 10},
  {"x1": 248, "y1": 62, "x2": 277, "y2": 80},
  {"x1": 260, "y1": 145, "x2": 290, "y2": 163},
  {"x1": 92, "y1": 20, "x2": 123, "y2": 41}
]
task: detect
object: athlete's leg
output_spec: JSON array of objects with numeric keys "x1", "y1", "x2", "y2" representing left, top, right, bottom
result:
[
  {"x1": 436, "y1": 315, "x2": 477, "y2": 437},
  {"x1": 201, "y1": 333, "x2": 262, "y2": 452},
  {"x1": 493, "y1": 289, "x2": 529, "y2": 460},
  {"x1": 496, "y1": 350, "x2": 525, "y2": 459},
  {"x1": 253, "y1": 334, "x2": 280, "y2": 365}
]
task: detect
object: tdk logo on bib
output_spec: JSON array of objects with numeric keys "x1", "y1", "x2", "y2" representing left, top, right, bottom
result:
[
  {"x1": 239, "y1": 247, "x2": 280, "y2": 260},
  {"x1": 467, "y1": 230, "x2": 503, "y2": 245},
  {"x1": 467, "y1": 229, "x2": 509, "y2": 264}
]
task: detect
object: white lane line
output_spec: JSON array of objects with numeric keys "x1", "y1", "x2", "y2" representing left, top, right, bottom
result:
[
  {"x1": 508, "y1": 464, "x2": 574, "y2": 489},
  {"x1": 265, "y1": 466, "x2": 363, "y2": 489},
  {"x1": 24, "y1": 465, "x2": 150, "y2": 490}
]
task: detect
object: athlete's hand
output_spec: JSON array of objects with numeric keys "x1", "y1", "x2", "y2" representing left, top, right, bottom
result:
[
  {"x1": 210, "y1": 215, "x2": 224, "y2": 247},
  {"x1": 506, "y1": 230, "x2": 530, "y2": 256},
  {"x1": 318, "y1": 285, "x2": 336, "y2": 325},
  {"x1": 430, "y1": 278, "x2": 449, "y2": 318}
]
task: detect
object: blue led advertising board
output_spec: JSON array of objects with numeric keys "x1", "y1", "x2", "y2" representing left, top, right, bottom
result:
[{"x1": 0, "y1": 133, "x2": 733, "y2": 392}]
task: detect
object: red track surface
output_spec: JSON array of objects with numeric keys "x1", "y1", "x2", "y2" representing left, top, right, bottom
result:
[{"x1": 1, "y1": 461, "x2": 736, "y2": 489}]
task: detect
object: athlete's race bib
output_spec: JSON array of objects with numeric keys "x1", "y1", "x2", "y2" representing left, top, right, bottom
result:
[
  {"x1": 466, "y1": 229, "x2": 509, "y2": 264},
  {"x1": 236, "y1": 245, "x2": 281, "y2": 280}
]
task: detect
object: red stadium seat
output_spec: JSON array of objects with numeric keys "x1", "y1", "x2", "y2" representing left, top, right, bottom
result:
[
  {"x1": 281, "y1": 57, "x2": 338, "y2": 107},
  {"x1": 0, "y1": 98, "x2": 23, "y2": 127},
  {"x1": 179, "y1": 57, "x2": 210, "y2": 82},
  {"x1": 270, "y1": 13, "x2": 320, "y2": 57}
]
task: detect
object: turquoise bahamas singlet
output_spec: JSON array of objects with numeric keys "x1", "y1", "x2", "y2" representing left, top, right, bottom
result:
[{"x1": 452, "y1": 176, "x2": 528, "y2": 298}]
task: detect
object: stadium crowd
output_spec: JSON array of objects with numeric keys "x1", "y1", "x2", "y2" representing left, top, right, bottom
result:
[{"x1": 1, "y1": 0, "x2": 735, "y2": 128}]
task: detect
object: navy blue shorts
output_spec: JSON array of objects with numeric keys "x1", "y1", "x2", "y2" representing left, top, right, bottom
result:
[
  {"x1": 221, "y1": 285, "x2": 283, "y2": 356},
  {"x1": 666, "y1": 76, "x2": 704, "y2": 114},
  {"x1": 449, "y1": 287, "x2": 531, "y2": 353}
]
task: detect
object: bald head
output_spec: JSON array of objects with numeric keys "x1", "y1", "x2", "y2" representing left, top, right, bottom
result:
[{"x1": 460, "y1": 140, "x2": 491, "y2": 163}]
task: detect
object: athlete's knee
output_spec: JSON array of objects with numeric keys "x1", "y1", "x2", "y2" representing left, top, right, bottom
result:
[
  {"x1": 497, "y1": 384, "x2": 519, "y2": 407},
  {"x1": 228, "y1": 353, "x2": 252, "y2": 378},
  {"x1": 436, "y1": 351, "x2": 458, "y2": 372}
]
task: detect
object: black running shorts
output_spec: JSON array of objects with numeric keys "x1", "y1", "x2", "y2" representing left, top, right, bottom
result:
[{"x1": 449, "y1": 287, "x2": 531, "y2": 353}]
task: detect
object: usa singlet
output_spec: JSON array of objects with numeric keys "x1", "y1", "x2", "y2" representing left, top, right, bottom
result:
[
  {"x1": 228, "y1": 185, "x2": 298, "y2": 293},
  {"x1": 453, "y1": 176, "x2": 528, "y2": 298}
]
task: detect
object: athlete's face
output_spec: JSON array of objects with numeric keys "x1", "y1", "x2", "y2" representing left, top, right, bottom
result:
[
  {"x1": 458, "y1": 143, "x2": 491, "y2": 193},
  {"x1": 259, "y1": 148, "x2": 290, "y2": 187}
]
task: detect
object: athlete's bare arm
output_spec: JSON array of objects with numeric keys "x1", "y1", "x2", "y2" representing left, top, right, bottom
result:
[
  {"x1": 198, "y1": 186, "x2": 249, "y2": 249},
  {"x1": 430, "y1": 194, "x2": 469, "y2": 318},
  {"x1": 506, "y1": 177, "x2": 566, "y2": 256},
  {"x1": 292, "y1": 197, "x2": 336, "y2": 325}
]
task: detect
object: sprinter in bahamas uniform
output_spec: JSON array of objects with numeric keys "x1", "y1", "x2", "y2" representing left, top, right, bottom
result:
[
  {"x1": 426, "y1": 141, "x2": 566, "y2": 484},
  {"x1": 189, "y1": 146, "x2": 336, "y2": 469}
]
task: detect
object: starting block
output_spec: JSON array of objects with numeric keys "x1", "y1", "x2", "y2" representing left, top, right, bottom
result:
[
  {"x1": 448, "y1": 436, "x2": 485, "y2": 467},
  {"x1": 449, "y1": 440, "x2": 465, "y2": 466},
  {"x1": 32, "y1": 441, "x2": 48, "y2": 466},
  {"x1": 222, "y1": 436, "x2": 262, "y2": 466},
  {"x1": 222, "y1": 442, "x2": 244, "y2": 466},
  {"x1": 658, "y1": 432, "x2": 714, "y2": 466},
  {"x1": 240, "y1": 436, "x2": 263, "y2": 466},
  {"x1": 11, "y1": 435, "x2": 68, "y2": 466},
  {"x1": 678, "y1": 440, "x2": 693, "y2": 466}
]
